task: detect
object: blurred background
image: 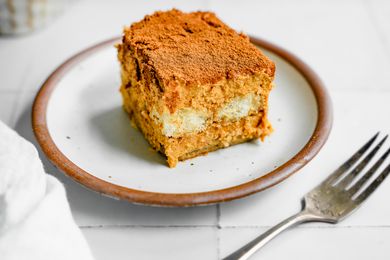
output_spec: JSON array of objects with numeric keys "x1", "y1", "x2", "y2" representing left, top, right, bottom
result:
[
  {"x1": 2, "y1": 0, "x2": 389, "y2": 98},
  {"x1": 1, "y1": 1, "x2": 389, "y2": 259}
]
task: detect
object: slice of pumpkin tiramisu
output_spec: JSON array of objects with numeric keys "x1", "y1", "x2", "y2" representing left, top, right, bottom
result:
[{"x1": 117, "y1": 9, "x2": 275, "y2": 167}]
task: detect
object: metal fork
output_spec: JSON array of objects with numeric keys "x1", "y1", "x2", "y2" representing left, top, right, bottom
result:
[{"x1": 223, "y1": 133, "x2": 390, "y2": 260}]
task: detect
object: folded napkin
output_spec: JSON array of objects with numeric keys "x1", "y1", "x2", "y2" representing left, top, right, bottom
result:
[{"x1": 0, "y1": 121, "x2": 93, "y2": 260}]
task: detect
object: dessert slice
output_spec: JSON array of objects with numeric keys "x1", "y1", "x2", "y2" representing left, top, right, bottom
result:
[{"x1": 117, "y1": 9, "x2": 275, "y2": 167}]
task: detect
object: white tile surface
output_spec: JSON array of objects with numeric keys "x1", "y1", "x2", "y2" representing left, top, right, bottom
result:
[
  {"x1": 83, "y1": 227, "x2": 217, "y2": 260},
  {"x1": 2, "y1": 1, "x2": 390, "y2": 260},
  {"x1": 0, "y1": 39, "x2": 34, "y2": 91},
  {"x1": 220, "y1": 90, "x2": 390, "y2": 227},
  {"x1": 208, "y1": 0, "x2": 390, "y2": 91},
  {"x1": 220, "y1": 227, "x2": 390, "y2": 260}
]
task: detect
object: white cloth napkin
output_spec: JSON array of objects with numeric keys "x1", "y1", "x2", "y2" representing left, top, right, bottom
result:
[{"x1": 0, "y1": 121, "x2": 93, "y2": 260}]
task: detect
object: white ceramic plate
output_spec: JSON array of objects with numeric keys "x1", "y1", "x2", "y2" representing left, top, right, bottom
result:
[{"x1": 33, "y1": 37, "x2": 332, "y2": 206}]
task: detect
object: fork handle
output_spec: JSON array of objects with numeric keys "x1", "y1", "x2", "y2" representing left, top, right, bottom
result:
[{"x1": 222, "y1": 210, "x2": 316, "y2": 260}]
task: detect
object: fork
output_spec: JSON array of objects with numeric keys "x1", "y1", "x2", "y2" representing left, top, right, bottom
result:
[{"x1": 223, "y1": 133, "x2": 390, "y2": 260}]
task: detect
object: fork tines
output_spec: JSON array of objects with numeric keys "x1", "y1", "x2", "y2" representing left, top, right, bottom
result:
[{"x1": 324, "y1": 132, "x2": 390, "y2": 201}]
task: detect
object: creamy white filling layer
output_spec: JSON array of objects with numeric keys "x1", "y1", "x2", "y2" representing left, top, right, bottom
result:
[
  {"x1": 151, "y1": 108, "x2": 208, "y2": 137},
  {"x1": 152, "y1": 93, "x2": 261, "y2": 137},
  {"x1": 217, "y1": 93, "x2": 260, "y2": 121}
]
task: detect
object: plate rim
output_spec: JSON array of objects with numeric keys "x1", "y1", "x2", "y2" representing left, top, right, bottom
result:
[{"x1": 32, "y1": 36, "x2": 333, "y2": 207}]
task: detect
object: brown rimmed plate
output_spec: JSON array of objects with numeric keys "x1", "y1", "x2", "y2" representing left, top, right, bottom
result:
[{"x1": 32, "y1": 37, "x2": 332, "y2": 207}]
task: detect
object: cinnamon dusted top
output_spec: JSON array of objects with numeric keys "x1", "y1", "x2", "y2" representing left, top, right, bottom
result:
[{"x1": 123, "y1": 9, "x2": 275, "y2": 87}]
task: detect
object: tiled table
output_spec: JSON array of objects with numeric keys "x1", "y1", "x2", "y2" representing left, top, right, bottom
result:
[{"x1": 1, "y1": 0, "x2": 390, "y2": 259}]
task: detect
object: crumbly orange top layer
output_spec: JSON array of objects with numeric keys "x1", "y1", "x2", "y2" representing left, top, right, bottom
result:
[{"x1": 123, "y1": 9, "x2": 275, "y2": 87}]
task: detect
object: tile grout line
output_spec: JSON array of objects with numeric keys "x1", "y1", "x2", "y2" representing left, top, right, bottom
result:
[
  {"x1": 331, "y1": 88, "x2": 390, "y2": 93},
  {"x1": 0, "y1": 89, "x2": 23, "y2": 94},
  {"x1": 363, "y1": 0, "x2": 390, "y2": 62},
  {"x1": 79, "y1": 224, "x2": 216, "y2": 229},
  {"x1": 221, "y1": 225, "x2": 390, "y2": 229},
  {"x1": 9, "y1": 90, "x2": 27, "y2": 128},
  {"x1": 78, "y1": 224, "x2": 390, "y2": 229},
  {"x1": 216, "y1": 204, "x2": 221, "y2": 260},
  {"x1": 8, "y1": 61, "x2": 35, "y2": 128},
  {"x1": 216, "y1": 231, "x2": 221, "y2": 260},
  {"x1": 8, "y1": 92, "x2": 25, "y2": 128}
]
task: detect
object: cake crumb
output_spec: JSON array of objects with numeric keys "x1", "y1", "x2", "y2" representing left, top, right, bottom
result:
[{"x1": 148, "y1": 147, "x2": 157, "y2": 153}]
